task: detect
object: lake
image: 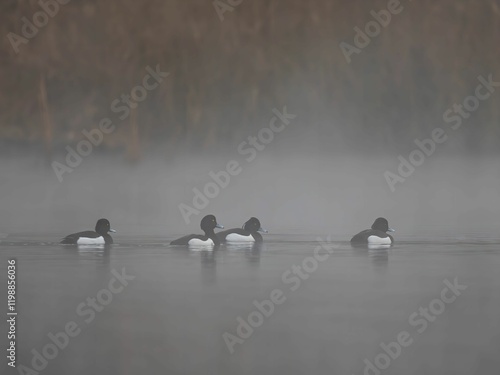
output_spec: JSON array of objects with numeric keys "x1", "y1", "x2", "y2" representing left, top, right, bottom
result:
[{"x1": 1, "y1": 234, "x2": 499, "y2": 375}]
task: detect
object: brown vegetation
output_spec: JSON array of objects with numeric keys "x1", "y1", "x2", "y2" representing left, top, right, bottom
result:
[{"x1": 1, "y1": 0, "x2": 499, "y2": 154}]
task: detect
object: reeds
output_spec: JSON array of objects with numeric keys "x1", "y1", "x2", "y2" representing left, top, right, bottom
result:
[{"x1": 0, "y1": 0, "x2": 499, "y2": 153}]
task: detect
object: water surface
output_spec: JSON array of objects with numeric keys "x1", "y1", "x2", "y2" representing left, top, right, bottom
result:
[{"x1": 1, "y1": 235, "x2": 499, "y2": 375}]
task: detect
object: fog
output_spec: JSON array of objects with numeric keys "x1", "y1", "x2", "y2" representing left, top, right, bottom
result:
[
  {"x1": 2, "y1": 2, "x2": 500, "y2": 373},
  {"x1": 1, "y1": 147, "x2": 499, "y2": 240},
  {"x1": 2, "y1": 0, "x2": 498, "y2": 242}
]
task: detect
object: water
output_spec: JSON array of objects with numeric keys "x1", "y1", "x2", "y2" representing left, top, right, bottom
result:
[
  {"x1": 1, "y1": 154, "x2": 499, "y2": 373},
  {"x1": 2, "y1": 235, "x2": 499, "y2": 375}
]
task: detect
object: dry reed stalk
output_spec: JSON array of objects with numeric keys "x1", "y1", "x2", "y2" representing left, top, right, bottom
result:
[{"x1": 38, "y1": 73, "x2": 53, "y2": 161}]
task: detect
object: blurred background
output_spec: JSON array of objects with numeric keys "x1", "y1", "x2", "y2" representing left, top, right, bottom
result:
[
  {"x1": 0, "y1": 0, "x2": 499, "y2": 235},
  {"x1": 2, "y1": 4, "x2": 500, "y2": 375}
]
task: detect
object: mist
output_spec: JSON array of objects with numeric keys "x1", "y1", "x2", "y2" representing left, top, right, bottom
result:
[
  {"x1": 1, "y1": 149, "x2": 499, "y2": 239},
  {"x1": 1, "y1": 1, "x2": 500, "y2": 374}
]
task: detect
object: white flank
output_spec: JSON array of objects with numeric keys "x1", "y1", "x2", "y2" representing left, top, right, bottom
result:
[
  {"x1": 367, "y1": 235, "x2": 392, "y2": 245},
  {"x1": 226, "y1": 233, "x2": 254, "y2": 243},
  {"x1": 77, "y1": 236, "x2": 105, "y2": 245},
  {"x1": 188, "y1": 238, "x2": 215, "y2": 247}
]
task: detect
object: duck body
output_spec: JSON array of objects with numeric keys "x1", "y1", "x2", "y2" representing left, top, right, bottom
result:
[
  {"x1": 217, "y1": 217, "x2": 267, "y2": 244},
  {"x1": 350, "y1": 217, "x2": 395, "y2": 246},
  {"x1": 61, "y1": 219, "x2": 115, "y2": 245},
  {"x1": 350, "y1": 229, "x2": 393, "y2": 245},
  {"x1": 217, "y1": 228, "x2": 262, "y2": 243},
  {"x1": 170, "y1": 233, "x2": 218, "y2": 247},
  {"x1": 170, "y1": 215, "x2": 223, "y2": 248}
]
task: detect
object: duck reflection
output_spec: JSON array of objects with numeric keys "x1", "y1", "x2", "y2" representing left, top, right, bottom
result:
[
  {"x1": 225, "y1": 242, "x2": 264, "y2": 266},
  {"x1": 198, "y1": 248, "x2": 217, "y2": 284},
  {"x1": 351, "y1": 243, "x2": 390, "y2": 268},
  {"x1": 368, "y1": 247, "x2": 389, "y2": 266}
]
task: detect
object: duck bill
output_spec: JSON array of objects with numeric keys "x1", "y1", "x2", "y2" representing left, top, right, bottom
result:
[
  {"x1": 387, "y1": 228, "x2": 395, "y2": 232},
  {"x1": 258, "y1": 227, "x2": 269, "y2": 233},
  {"x1": 215, "y1": 224, "x2": 224, "y2": 229},
  {"x1": 109, "y1": 229, "x2": 117, "y2": 233}
]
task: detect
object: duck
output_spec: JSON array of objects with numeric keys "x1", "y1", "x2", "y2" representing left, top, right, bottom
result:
[
  {"x1": 350, "y1": 217, "x2": 395, "y2": 246},
  {"x1": 217, "y1": 217, "x2": 268, "y2": 244},
  {"x1": 61, "y1": 218, "x2": 116, "y2": 245},
  {"x1": 170, "y1": 214, "x2": 224, "y2": 248}
]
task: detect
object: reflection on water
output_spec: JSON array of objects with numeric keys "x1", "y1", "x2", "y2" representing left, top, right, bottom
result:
[
  {"x1": 226, "y1": 242, "x2": 264, "y2": 266},
  {"x1": 1, "y1": 235, "x2": 499, "y2": 375},
  {"x1": 368, "y1": 248, "x2": 389, "y2": 266}
]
